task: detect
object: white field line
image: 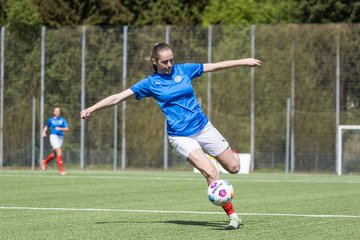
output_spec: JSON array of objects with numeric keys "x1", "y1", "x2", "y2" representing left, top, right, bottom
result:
[
  {"x1": 1, "y1": 173, "x2": 360, "y2": 184},
  {"x1": 0, "y1": 206, "x2": 359, "y2": 219}
]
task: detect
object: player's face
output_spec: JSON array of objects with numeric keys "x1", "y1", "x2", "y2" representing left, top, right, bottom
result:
[
  {"x1": 53, "y1": 108, "x2": 61, "y2": 117},
  {"x1": 153, "y1": 49, "x2": 174, "y2": 75}
]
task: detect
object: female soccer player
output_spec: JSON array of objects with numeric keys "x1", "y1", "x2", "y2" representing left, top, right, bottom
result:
[
  {"x1": 80, "y1": 42, "x2": 262, "y2": 229},
  {"x1": 42, "y1": 107, "x2": 69, "y2": 175}
]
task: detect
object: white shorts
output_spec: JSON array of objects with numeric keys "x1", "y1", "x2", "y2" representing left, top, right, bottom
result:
[
  {"x1": 50, "y1": 134, "x2": 64, "y2": 149},
  {"x1": 168, "y1": 122, "x2": 229, "y2": 158}
]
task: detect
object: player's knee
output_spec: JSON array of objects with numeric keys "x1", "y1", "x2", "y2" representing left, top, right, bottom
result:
[
  {"x1": 55, "y1": 148, "x2": 62, "y2": 156},
  {"x1": 228, "y1": 164, "x2": 240, "y2": 174}
]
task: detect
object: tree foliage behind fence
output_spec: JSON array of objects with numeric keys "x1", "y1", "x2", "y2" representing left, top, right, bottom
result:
[{"x1": 1, "y1": 24, "x2": 360, "y2": 172}]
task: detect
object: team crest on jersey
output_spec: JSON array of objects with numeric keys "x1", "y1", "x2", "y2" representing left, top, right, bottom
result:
[{"x1": 174, "y1": 75, "x2": 182, "y2": 82}]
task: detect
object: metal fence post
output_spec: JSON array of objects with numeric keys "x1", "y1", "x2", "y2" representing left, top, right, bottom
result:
[
  {"x1": 113, "y1": 26, "x2": 120, "y2": 171},
  {"x1": 80, "y1": 26, "x2": 86, "y2": 170},
  {"x1": 0, "y1": 27, "x2": 5, "y2": 169},
  {"x1": 290, "y1": 35, "x2": 296, "y2": 173},
  {"x1": 250, "y1": 25, "x2": 256, "y2": 172},
  {"x1": 39, "y1": 26, "x2": 46, "y2": 168},
  {"x1": 121, "y1": 26, "x2": 128, "y2": 171},
  {"x1": 335, "y1": 24, "x2": 340, "y2": 174},
  {"x1": 285, "y1": 98, "x2": 291, "y2": 173},
  {"x1": 31, "y1": 97, "x2": 36, "y2": 170},
  {"x1": 207, "y1": 25, "x2": 212, "y2": 120}
]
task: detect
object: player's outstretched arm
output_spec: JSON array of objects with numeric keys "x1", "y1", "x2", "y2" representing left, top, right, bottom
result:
[
  {"x1": 80, "y1": 88, "x2": 135, "y2": 119},
  {"x1": 203, "y1": 58, "x2": 262, "y2": 73}
]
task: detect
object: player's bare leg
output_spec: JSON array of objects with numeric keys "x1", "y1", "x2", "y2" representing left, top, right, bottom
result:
[
  {"x1": 215, "y1": 147, "x2": 242, "y2": 230},
  {"x1": 215, "y1": 147, "x2": 240, "y2": 174},
  {"x1": 187, "y1": 148, "x2": 219, "y2": 185}
]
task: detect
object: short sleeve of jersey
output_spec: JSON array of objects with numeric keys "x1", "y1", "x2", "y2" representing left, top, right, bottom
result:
[
  {"x1": 130, "y1": 77, "x2": 152, "y2": 100},
  {"x1": 182, "y1": 63, "x2": 203, "y2": 80},
  {"x1": 46, "y1": 118, "x2": 51, "y2": 127}
]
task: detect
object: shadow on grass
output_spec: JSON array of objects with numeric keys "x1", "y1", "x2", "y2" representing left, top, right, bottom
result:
[
  {"x1": 96, "y1": 220, "x2": 231, "y2": 230},
  {"x1": 165, "y1": 220, "x2": 226, "y2": 228},
  {"x1": 95, "y1": 221, "x2": 142, "y2": 224},
  {"x1": 166, "y1": 220, "x2": 244, "y2": 231}
]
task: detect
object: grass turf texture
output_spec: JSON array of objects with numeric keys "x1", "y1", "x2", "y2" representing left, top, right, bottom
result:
[{"x1": 0, "y1": 170, "x2": 359, "y2": 240}]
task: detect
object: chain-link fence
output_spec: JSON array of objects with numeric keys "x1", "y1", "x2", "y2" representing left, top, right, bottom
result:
[{"x1": 0, "y1": 24, "x2": 359, "y2": 173}]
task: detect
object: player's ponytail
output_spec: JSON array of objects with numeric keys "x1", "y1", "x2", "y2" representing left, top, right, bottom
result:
[{"x1": 151, "y1": 42, "x2": 172, "y2": 73}]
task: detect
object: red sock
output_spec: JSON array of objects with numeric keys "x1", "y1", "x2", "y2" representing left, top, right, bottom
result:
[
  {"x1": 56, "y1": 156, "x2": 65, "y2": 173},
  {"x1": 222, "y1": 202, "x2": 235, "y2": 216},
  {"x1": 44, "y1": 153, "x2": 55, "y2": 164}
]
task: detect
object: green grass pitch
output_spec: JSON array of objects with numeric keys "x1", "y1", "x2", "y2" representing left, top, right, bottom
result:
[{"x1": 1, "y1": 170, "x2": 359, "y2": 239}]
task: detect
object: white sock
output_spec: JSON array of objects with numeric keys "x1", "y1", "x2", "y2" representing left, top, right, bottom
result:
[{"x1": 229, "y1": 213, "x2": 238, "y2": 219}]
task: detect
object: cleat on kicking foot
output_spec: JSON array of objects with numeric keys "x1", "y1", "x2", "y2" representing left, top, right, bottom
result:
[
  {"x1": 225, "y1": 217, "x2": 241, "y2": 230},
  {"x1": 60, "y1": 171, "x2": 67, "y2": 176}
]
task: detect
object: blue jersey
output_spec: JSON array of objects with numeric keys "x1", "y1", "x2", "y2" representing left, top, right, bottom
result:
[
  {"x1": 46, "y1": 116, "x2": 68, "y2": 136},
  {"x1": 130, "y1": 63, "x2": 208, "y2": 136}
]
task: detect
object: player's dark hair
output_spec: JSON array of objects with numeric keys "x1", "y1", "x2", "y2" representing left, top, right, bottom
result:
[{"x1": 151, "y1": 42, "x2": 172, "y2": 73}]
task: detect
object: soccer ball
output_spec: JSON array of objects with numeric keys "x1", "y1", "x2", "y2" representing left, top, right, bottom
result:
[{"x1": 207, "y1": 179, "x2": 234, "y2": 206}]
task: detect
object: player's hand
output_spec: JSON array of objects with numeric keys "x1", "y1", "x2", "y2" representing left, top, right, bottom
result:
[
  {"x1": 80, "y1": 109, "x2": 91, "y2": 119},
  {"x1": 42, "y1": 132, "x2": 47, "y2": 138},
  {"x1": 244, "y1": 58, "x2": 262, "y2": 67}
]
